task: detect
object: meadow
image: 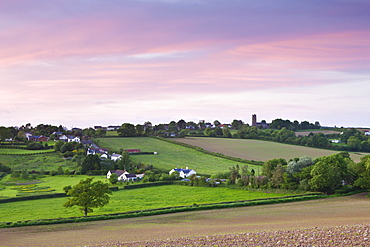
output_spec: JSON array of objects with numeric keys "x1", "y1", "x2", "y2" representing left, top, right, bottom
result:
[
  {"x1": 173, "y1": 137, "x2": 366, "y2": 163},
  {"x1": 0, "y1": 182, "x2": 297, "y2": 222},
  {"x1": 95, "y1": 137, "x2": 261, "y2": 175},
  {"x1": 0, "y1": 148, "x2": 55, "y2": 155},
  {"x1": 0, "y1": 152, "x2": 77, "y2": 172}
]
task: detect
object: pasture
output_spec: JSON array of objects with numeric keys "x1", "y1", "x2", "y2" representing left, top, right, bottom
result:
[
  {"x1": 96, "y1": 137, "x2": 261, "y2": 175},
  {"x1": 0, "y1": 184, "x2": 297, "y2": 222},
  {"x1": 0, "y1": 152, "x2": 77, "y2": 172},
  {"x1": 173, "y1": 137, "x2": 366, "y2": 163},
  {"x1": 0, "y1": 148, "x2": 55, "y2": 155}
]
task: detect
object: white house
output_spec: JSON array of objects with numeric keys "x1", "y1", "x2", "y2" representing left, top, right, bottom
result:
[
  {"x1": 169, "y1": 167, "x2": 196, "y2": 178},
  {"x1": 68, "y1": 136, "x2": 81, "y2": 143},
  {"x1": 365, "y1": 131, "x2": 370, "y2": 136},
  {"x1": 101, "y1": 153, "x2": 122, "y2": 161},
  {"x1": 107, "y1": 170, "x2": 138, "y2": 182},
  {"x1": 111, "y1": 153, "x2": 122, "y2": 161}
]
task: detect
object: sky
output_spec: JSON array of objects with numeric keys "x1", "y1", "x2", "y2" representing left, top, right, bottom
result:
[{"x1": 1, "y1": 0, "x2": 370, "y2": 129}]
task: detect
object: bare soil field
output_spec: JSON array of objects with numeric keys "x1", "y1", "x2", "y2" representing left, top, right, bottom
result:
[
  {"x1": 0, "y1": 193, "x2": 369, "y2": 246},
  {"x1": 173, "y1": 137, "x2": 366, "y2": 163},
  {"x1": 294, "y1": 130, "x2": 341, "y2": 136}
]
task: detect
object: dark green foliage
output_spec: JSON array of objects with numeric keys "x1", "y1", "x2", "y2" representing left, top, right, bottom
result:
[
  {"x1": 63, "y1": 178, "x2": 112, "y2": 216},
  {"x1": 0, "y1": 163, "x2": 11, "y2": 173},
  {"x1": 26, "y1": 142, "x2": 44, "y2": 150},
  {"x1": 81, "y1": 155, "x2": 101, "y2": 174}
]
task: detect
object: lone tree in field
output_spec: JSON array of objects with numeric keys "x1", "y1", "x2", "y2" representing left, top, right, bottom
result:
[{"x1": 63, "y1": 178, "x2": 112, "y2": 216}]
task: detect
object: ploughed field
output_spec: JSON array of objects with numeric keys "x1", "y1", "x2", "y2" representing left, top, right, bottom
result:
[
  {"x1": 1, "y1": 193, "x2": 369, "y2": 246},
  {"x1": 173, "y1": 137, "x2": 366, "y2": 163}
]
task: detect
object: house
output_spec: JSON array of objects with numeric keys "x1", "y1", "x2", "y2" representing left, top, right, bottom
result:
[
  {"x1": 331, "y1": 140, "x2": 342, "y2": 143},
  {"x1": 107, "y1": 125, "x2": 120, "y2": 131},
  {"x1": 87, "y1": 147, "x2": 108, "y2": 155},
  {"x1": 365, "y1": 131, "x2": 370, "y2": 136},
  {"x1": 169, "y1": 167, "x2": 196, "y2": 178},
  {"x1": 59, "y1": 135, "x2": 68, "y2": 141},
  {"x1": 107, "y1": 170, "x2": 138, "y2": 182},
  {"x1": 67, "y1": 136, "x2": 80, "y2": 143},
  {"x1": 28, "y1": 135, "x2": 49, "y2": 142},
  {"x1": 111, "y1": 153, "x2": 122, "y2": 161},
  {"x1": 101, "y1": 153, "x2": 122, "y2": 161}
]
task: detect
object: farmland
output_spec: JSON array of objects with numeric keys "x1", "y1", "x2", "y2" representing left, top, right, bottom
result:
[
  {"x1": 173, "y1": 137, "x2": 366, "y2": 163},
  {"x1": 0, "y1": 152, "x2": 77, "y2": 172},
  {"x1": 1, "y1": 193, "x2": 369, "y2": 246},
  {"x1": 0, "y1": 180, "x2": 297, "y2": 222},
  {"x1": 95, "y1": 137, "x2": 262, "y2": 175}
]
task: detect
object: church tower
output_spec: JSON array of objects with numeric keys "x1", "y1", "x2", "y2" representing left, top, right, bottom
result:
[{"x1": 252, "y1": 114, "x2": 257, "y2": 127}]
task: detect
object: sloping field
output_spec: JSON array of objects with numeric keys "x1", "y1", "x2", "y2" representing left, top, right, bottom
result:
[
  {"x1": 96, "y1": 137, "x2": 261, "y2": 175},
  {"x1": 1, "y1": 193, "x2": 369, "y2": 246},
  {"x1": 295, "y1": 130, "x2": 341, "y2": 136},
  {"x1": 173, "y1": 137, "x2": 366, "y2": 162}
]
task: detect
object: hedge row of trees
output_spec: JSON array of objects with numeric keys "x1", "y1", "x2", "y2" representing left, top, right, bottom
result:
[{"x1": 217, "y1": 152, "x2": 370, "y2": 194}]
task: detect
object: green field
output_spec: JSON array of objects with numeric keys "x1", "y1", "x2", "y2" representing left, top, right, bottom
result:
[
  {"x1": 96, "y1": 137, "x2": 261, "y2": 175},
  {"x1": 0, "y1": 184, "x2": 297, "y2": 222},
  {"x1": 0, "y1": 152, "x2": 78, "y2": 172},
  {"x1": 172, "y1": 137, "x2": 367, "y2": 163},
  {"x1": 0, "y1": 148, "x2": 55, "y2": 155}
]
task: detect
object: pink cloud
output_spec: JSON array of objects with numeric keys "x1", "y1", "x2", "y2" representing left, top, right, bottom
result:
[{"x1": 228, "y1": 31, "x2": 370, "y2": 70}]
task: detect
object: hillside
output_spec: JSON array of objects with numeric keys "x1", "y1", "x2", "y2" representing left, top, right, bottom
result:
[
  {"x1": 173, "y1": 137, "x2": 366, "y2": 163},
  {"x1": 95, "y1": 137, "x2": 261, "y2": 175}
]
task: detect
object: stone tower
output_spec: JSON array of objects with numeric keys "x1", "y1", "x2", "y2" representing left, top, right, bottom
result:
[{"x1": 252, "y1": 114, "x2": 257, "y2": 127}]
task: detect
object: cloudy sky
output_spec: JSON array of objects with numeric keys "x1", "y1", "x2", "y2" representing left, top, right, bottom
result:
[{"x1": 1, "y1": 0, "x2": 369, "y2": 128}]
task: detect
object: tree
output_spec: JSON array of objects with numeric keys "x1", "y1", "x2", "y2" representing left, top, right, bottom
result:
[
  {"x1": 0, "y1": 163, "x2": 11, "y2": 174},
  {"x1": 109, "y1": 173, "x2": 119, "y2": 184},
  {"x1": 81, "y1": 155, "x2": 101, "y2": 174},
  {"x1": 63, "y1": 178, "x2": 112, "y2": 216},
  {"x1": 0, "y1": 127, "x2": 12, "y2": 141},
  {"x1": 177, "y1": 119, "x2": 187, "y2": 130},
  {"x1": 222, "y1": 128, "x2": 232, "y2": 138},
  {"x1": 213, "y1": 120, "x2": 221, "y2": 127},
  {"x1": 231, "y1": 120, "x2": 243, "y2": 130},
  {"x1": 117, "y1": 123, "x2": 136, "y2": 137},
  {"x1": 57, "y1": 166, "x2": 64, "y2": 175},
  {"x1": 309, "y1": 153, "x2": 351, "y2": 193},
  {"x1": 262, "y1": 158, "x2": 287, "y2": 179},
  {"x1": 229, "y1": 164, "x2": 240, "y2": 184},
  {"x1": 135, "y1": 124, "x2": 144, "y2": 136},
  {"x1": 117, "y1": 151, "x2": 131, "y2": 171}
]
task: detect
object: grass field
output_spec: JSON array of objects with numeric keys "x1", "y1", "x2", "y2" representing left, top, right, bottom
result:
[
  {"x1": 96, "y1": 137, "x2": 261, "y2": 175},
  {"x1": 172, "y1": 137, "x2": 367, "y2": 163},
  {"x1": 0, "y1": 152, "x2": 78, "y2": 172},
  {"x1": 0, "y1": 148, "x2": 55, "y2": 155},
  {"x1": 0, "y1": 184, "x2": 297, "y2": 222}
]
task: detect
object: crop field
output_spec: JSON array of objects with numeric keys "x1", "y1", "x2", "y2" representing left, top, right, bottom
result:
[
  {"x1": 173, "y1": 137, "x2": 366, "y2": 163},
  {"x1": 96, "y1": 137, "x2": 261, "y2": 175},
  {"x1": 0, "y1": 184, "x2": 297, "y2": 222}
]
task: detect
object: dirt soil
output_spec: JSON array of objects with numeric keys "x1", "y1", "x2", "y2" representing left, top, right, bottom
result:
[{"x1": 0, "y1": 193, "x2": 369, "y2": 246}]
